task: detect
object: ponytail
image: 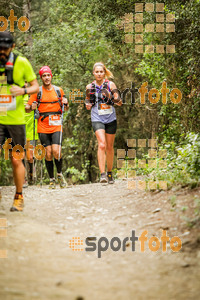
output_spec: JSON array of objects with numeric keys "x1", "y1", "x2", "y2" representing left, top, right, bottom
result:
[{"x1": 93, "y1": 62, "x2": 114, "y2": 79}]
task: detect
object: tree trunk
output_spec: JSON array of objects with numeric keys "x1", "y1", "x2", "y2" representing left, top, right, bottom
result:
[{"x1": 23, "y1": 0, "x2": 33, "y2": 54}]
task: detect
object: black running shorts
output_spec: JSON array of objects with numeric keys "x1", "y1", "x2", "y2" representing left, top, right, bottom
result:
[
  {"x1": 0, "y1": 124, "x2": 26, "y2": 147},
  {"x1": 39, "y1": 131, "x2": 62, "y2": 147},
  {"x1": 92, "y1": 120, "x2": 117, "y2": 134}
]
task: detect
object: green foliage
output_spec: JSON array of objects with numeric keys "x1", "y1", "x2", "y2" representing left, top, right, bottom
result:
[
  {"x1": 0, "y1": 156, "x2": 13, "y2": 186},
  {"x1": 0, "y1": 0, "x2": 199, "y2": 188},
  {"x1": 169, "y1": 195, "x2": 177, "y2": 208},
  {"x1": 176, "y1": 133, "x2": 200, "y2": 178},
  {"x1": 151, "y1": 133, "x2": 200, "y2": 188},
  {"x1": 184, "y1": 196, "x2": 200, "y2": 229},
  {"x1": 65, "y1": 166, "x2": 87, "y2": 184}
]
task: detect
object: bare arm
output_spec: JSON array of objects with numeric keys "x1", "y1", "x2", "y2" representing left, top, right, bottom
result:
[{"x1": 10, "y1": 79, "x2": 39, "y2": 97}]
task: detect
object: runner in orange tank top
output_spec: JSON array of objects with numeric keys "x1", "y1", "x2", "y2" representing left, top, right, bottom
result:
[{"x1": 26, "y1": 66, "x2": 69, "y2": 188}]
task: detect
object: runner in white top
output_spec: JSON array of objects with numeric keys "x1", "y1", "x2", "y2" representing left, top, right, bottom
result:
[{"x1": 85, "y1": 62, "x2": 122, "y2": 183}]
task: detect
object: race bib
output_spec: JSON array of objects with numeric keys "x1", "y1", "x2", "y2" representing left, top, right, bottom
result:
[
  {"x1": 98, "y1": 103, "x2": 113, "y2": 115},
  {"x1": 49, "y1": 115, "x2": 62, "y2": 126},
  {"x1": 0, "y1": 82, "x2": 16, "y2": 114},
  {"x1": 0, "y1": 94, "x2": 16, "y2": 112}
]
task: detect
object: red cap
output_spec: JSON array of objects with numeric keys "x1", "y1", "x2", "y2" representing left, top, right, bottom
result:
[{"x1": 39, "y1": 66, "x2": 52, "y2": 78}]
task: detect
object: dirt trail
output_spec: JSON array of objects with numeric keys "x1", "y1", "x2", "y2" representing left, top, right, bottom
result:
[{"x1": 0, "y1": 182, "x2": 200, "y2": 300}]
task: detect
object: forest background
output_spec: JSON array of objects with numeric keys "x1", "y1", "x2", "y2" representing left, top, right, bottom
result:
[{"x1": 0, "y1": 0, "x2": 200, "y2": 187}]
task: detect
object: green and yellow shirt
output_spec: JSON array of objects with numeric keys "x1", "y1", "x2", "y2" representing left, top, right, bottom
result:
[{"x1": 0, "y1": 54, "x2": 36, "y2": 125}]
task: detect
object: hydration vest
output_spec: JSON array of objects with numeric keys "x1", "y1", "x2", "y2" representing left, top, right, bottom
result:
[
  {"x1": 36, "y1": 85, "x2": 62, "y2": 121},
  {"x1": 89, "y1": 79, "x2": 114, "y2": 106},
  {"x1": 0, "y1": 52, "x2": 19, "y2": 85}
]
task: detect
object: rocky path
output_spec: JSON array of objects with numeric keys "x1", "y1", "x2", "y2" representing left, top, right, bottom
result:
[{"x1": 0, "y1": 182, "x2": 200, "y2": 300}]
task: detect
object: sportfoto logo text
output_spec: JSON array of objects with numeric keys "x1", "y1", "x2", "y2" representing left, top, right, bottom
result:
[
  {"x1": 0, "y1": 138, "x2": 45, "y2": 161},
  {"x1": 70, "y1": 81, "x2": 182, "y2": 105},
  {"x1": 69, "y1": 230, "x2": 182, "y2": 258},
  {"x1": 0, "y1": 9, "x2": 30, "y2": 32}
]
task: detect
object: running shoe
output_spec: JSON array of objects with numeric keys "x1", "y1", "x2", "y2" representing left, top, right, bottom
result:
[
  {"x1": 100, "y1": 172, "x2": 108, "y2": 183},
  {"x1": 10, "y1": 194, "x2": 24, "y2": 212},
  {"x1": 57, "y1": 174, "x2": 67, "y2": 188},
  {"x1": 49, "y1": 178, "x2": 56, "y2": 189},
  {"x1": 107, "y1": 172, "x2": 114, "y2": 184}
]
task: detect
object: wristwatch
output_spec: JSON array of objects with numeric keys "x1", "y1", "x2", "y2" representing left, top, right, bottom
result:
[{"x1": 24, "y1": 88, "x2": 28, "y2": 95}]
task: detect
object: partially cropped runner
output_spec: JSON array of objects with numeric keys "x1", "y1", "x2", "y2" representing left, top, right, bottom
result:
[
  {"x1": 0, "y1": 32, "x2": 39, "y2": 211},
  {"x1": 85, "y1": 62, "x2": 122, "y2": 184},
  {"x1": 23, "y1": 87, "x2": 39, "y2": 186},
  {"x1": 26, "y1": 66, "x2": 69, "y2": 188}
]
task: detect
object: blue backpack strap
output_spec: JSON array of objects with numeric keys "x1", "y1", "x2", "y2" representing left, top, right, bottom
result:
[
  {"x1": 37, "y1": 85, "x2": 62, "y2": 106},
  {"x1": 52, "y1": 85, "x2": 61, "y2": 98},
  {"x1": 36, "y1": 85, "x2": 63, "y2": 120},
  {"x1": 52, "y1": 85, "x2": 62, "y2": 108}
]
